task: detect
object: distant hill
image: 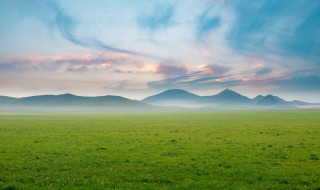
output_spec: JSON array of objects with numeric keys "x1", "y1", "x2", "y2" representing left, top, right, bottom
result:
[
  {"x1": 0, "y1": 94, "x2": 153, "y2": 112},
  {"x1": 252, "y1": 95, "x2": 264, "y2": 104},
  {"x1": 142, "y1": 89, "x2": 202, "y2": 107},
  {"x1": 141, "y1": 88, "x2": 317, "y2": 109},
  {"x1": 0, "y1": 96, "x2": 17, "y2": 104},
  {"x1": 0, "y1": 89, "x2": 318, "y2": 111},
  {"x1": 257, "y1": 95, "x2": 288, "y2": 105},
  {"x1": 12, "y1": 94, "x2": 146, "y2": 107},
  {"x1": 203, "y1": 89, "x2": 251, "y2": 104},
  {"x1": 143, "y1": 88, "x2": 252, "y2": 107},
  {"x1": 288, "y1": 100, "x2": 313, "y2": 105}
]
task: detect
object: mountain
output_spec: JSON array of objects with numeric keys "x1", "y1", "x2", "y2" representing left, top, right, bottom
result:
[
  {"x1": 203, "y1": 89, "x2": 251, "y2": 104},
  {"x1": 288, "y1": 100, "x2": 312, "y2": 105},
  {"x1": 0, "y1": 96, "x2": 17, "y2": 104},
  {"x1": 142, "y1": 89, "x2": 202, "y2": 107},
  {"x1": 13, "y1": 94, "x2": 84, "y2": 106},
  {"x1": 141, "y1": 88, "x2": 318, "y2": 109},
  {"x1": 257, "y1": 95, "x2": 288, "y2": 105},
  {"x1": 0, "y1": 94, "x2": 152, "y2": 112},
  {"x1": 0, "y1": 90, "x2": 317, "y2": 111},
  {"x1": 142, "y1": 88, "x2": 253, "y2": 108},
  {"x1": 252, "y1": 95, "x2": 264, "y2": 104}
]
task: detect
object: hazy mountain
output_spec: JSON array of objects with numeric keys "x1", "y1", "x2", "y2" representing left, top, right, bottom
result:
[
  {"x1": 203, "y1": 89, "x2": 251, "y2": 104},
  {"x1": 252, "y1": 95, "x2": 265, "y2": 104},
  {"x1": 14, "y1": 94, "x2": 84, "y2": 106},
  {"x1": 0, "y1": 96, "x2": 17, "y2": 104},
  {"x1": 288, "y1": 100, "x2": 312, "y2": 105},
  {"x1": 0, "y1": 94, "x2": 152, "y2": 112},
  {"x1": 143, "y1": 88, "x2": 252, "y2": 106},
  {"x1": 0, "y1": 89, "x2": 318, "y2": 111},
  {"x1": 142, "y1": 89, "x2": 202, "y2": 107},
  {"x1": 141, "y1": 88, "x2": 317, "y2": 109},
  {"x1": 257, "y1": 95, "x2": 288, "y2": 105}
]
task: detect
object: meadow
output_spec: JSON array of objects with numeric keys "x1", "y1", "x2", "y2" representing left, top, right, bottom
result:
[{"x1": 0, "y1": 110, "x2": 319, "y2": 190}]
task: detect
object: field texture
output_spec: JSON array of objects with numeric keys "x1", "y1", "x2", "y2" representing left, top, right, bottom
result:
[{"x1": 0, "y1": 110, "x2": 319, "y2": 189}]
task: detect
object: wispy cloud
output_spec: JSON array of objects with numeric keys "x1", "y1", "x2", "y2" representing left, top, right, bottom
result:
[
  {"x1": 0, "y1": 53, "x2": 186, "y2": 77},
  {"x1": 256, "y1": 67, "x2": 272, "y2": 76},
  {"x1": 198, "y1": 64, "x2": 230, "y2": 75},
  {"x1": 157, "y1": 64, "x2": 188, "y2": 77},
  {"x1": 137, "y1": 4, "x2": 176, "y2": 31},
  {"x1": 277, "y1": 75, "x2": 320, "y2": 91},
  {"x1": 227, "y1": 0, "x2": 320, "y2": 61},
  {"x1": 148, "y1": 63, "x2": 236, "y2": 90},
  {"x1": 196, "y1": 6, "x2": 221, "y2": 40},
  {"x1": 10, "y1": 0, "x2": 140, "y2": 55}
]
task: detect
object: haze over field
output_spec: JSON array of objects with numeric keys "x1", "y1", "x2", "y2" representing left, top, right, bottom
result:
[{"x1": 0, "y1": 0, "x2": 320, "y2": 102}]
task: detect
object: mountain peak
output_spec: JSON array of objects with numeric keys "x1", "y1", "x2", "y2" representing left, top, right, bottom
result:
[
  {"x1": 258, "y1": 94, "x2": 287, "y2": 105},
  {"x1": 217, "y1": 88, "x2": 239, "y2": 96},
  {"x1": 142, "y1": 89, "x2": 201, "y2": 104},
  {"x1": 255, "y1": 95, "x2": 264, "y2": 98},
  {"x1": 163, "y1": 89, "x2": 190, "y2": 94},
  {"x1": 58, "y1": 93, "x2": 76, "y2": 97},
  {"x1": 252, "y1": 95, "x2": 265, "y2": 103},
  {"x1": 207, "y1": 88, "x2": 251, "y2": 103}
]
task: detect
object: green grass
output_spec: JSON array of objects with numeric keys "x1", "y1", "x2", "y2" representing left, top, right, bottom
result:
[{"x1": 0, "y1": 110, "x2": 319, "y2": 190}]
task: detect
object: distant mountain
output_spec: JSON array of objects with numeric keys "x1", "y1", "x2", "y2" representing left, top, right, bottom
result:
[
  {"x1": 14, "y1": 94, "x2": 84, "y2": 106},
  {"x1": 0, "y1": 94, "x2": 151, "y2": 111},
  {"x1": 203, "y1": 89, "x2": 251, "y2": 104},
  {"x1": 0, "y1": 89, "x2": 318, "y2": 111},
  {"x1": 252, "y1": 95, "x2": 264, "y2": 104},
  {"x1": 142, "y1": 89, "x2": 202, "y2": 107},
  {"x1": 141, "y1": 88, "x2": 317, "y2": 109},
  {"x1": 0, "y1": 96, "x2": 17, "y2": 104},
  {"x1": 288, "y1": 100, "x2": 312, "y2": 105},
  {"x1": 257, "y1": 95, "x2": 288, "y2": 105}
]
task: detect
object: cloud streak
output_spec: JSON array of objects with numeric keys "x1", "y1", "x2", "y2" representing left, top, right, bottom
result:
[
  {"x1": 196, "y1": 6, "x2": 221, "y2": 40},
  {"x1": 49, "y1": 1, "x2": 140, "y2": 55},
  {"x1": 0, "y1": 53, "x2": 187, "y2": 77},
  {"x1": 227, "y1": 0, "x2": 320, "y2": 61},
  {"x1": 9, "y1": 0, "x2": 141, "y2": 55},
  {"x1": 137, "y1": 4, "x2": 176, "y2": 31}
]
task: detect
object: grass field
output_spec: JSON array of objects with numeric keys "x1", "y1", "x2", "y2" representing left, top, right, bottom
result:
[{"x1": 0, "y1": 110, "x2": 319, "y2": 190}]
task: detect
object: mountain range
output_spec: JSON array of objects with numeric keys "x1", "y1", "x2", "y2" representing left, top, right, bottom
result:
[
  {"x1": 142, "y1": 89, "x2": 314, "y2": 108},
  {"x1": 0, "y1": 89, "x2": 318, "y2": 112},
  {"x1": 0, "y1": 94, "x2": 153, "y2": 112}
]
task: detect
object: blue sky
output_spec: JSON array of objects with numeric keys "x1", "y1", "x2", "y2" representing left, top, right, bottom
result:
[{"x1": 0, "y1": 0, "x2": 319, "y2": 102}]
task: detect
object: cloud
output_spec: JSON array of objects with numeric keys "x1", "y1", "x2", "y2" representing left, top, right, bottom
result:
[
  {"x1": 196, "y1": 6, "x2": 221, "y2": 40},
  {"x1": 277, "y1": 75, "x2": 320, "y2": 91},
  {"x1": 8, "y1": 0, "x2": 139, "y2": 55},
  {"x1": 156, "y1": 64, "x2": 188, "y2": 77},
  {"x1": 148, "y1": 63, "x2": 237, "y2": 90},
  {"x1": 0, "y1": 53, "x2": 190, "y2": 77},
  {"x1": 148, "y1": 72, "x2": 241, "y2": 90},
  {"x1": 198, "y1": 64, "x2": 231, "y2": 75},
  {"x1": 227, "y1": 0, "x2": 320, "y2": 61},
  {"x1": 63, "y1": 65, "x2": 89, "y2": 73},
  {"x1": 113, "y1": 63, "x2": 159, "y2": 74},
  {"x1": 256, "y1": 67, "x2": 272, "y2": 76},
  {"x1": 137, "y1": 4, "x2": 176, "y2": 31},
  {"x1": 103, "y1": 80, "x2": 130, "y2": 91},
  {"x1": 0, "y1": 53, "x2": 124, "y2": 72},
  {"x1": 49, "y1": 1, "x2": 142, "y2": 55}
]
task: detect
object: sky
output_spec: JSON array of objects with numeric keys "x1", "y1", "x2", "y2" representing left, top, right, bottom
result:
[{"x1": 0, "y1": 0, "x2": 319, "y2": 102}]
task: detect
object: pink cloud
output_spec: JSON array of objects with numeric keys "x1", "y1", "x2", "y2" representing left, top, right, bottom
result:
[{"x1": 198, "y1": 64, "x2": 231, "y2": 75}]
